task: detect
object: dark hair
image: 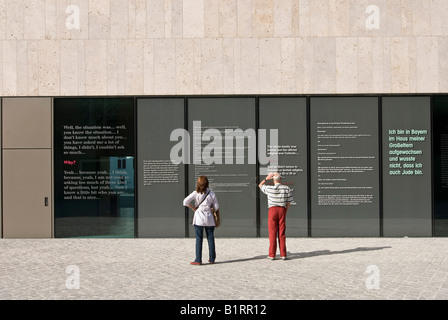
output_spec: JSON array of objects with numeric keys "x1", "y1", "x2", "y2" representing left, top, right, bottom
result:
[{"x1": 196, "y1": 176, "x2": 209, "y2": 194}]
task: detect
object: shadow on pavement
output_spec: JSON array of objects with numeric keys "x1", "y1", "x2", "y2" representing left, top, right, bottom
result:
[
  {"x1": 285, "y1": 246, "x2": 392, "y2": 260},
  {"x1": 212, "y1": 246, "x2": 391, "y2": 265}
]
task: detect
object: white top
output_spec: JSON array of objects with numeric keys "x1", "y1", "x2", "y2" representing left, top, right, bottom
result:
[{"x1": 183, "y1": 188, "x2": 220, "y2": 226}]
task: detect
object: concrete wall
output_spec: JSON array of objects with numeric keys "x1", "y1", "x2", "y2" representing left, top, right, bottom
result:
[{"x1": 0, "y1": 0, "x2": 447, "y2": 96}]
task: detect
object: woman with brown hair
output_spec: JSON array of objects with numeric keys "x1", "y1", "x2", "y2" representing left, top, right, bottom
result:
[{"x1": 183, "y1": 176, "x2": 220, "y2": 265}]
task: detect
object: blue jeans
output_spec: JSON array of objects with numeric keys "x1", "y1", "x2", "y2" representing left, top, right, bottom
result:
[{"x1": 194, "y1": 225, "x2": 216, "y2": 263}]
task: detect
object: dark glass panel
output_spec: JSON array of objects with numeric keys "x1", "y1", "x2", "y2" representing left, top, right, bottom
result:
[{"x1": 54, "y1": 98, "x2": 135, "y2": 238}]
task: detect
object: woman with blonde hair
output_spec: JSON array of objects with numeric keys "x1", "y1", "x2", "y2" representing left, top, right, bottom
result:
[{"x1": 183, "y1": 176, "x2": 220, "y2": 265}]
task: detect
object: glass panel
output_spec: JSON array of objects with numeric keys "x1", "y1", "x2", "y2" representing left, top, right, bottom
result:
[
  {"x1": 188, "y1": 98, "x2": 257, "y2": 237},
  {"x1": 54, "y1": 98, "x2": 135, "y2": 238},
  {"x1": 310, "y1": 97, "x2": 380, "y2": 236},
  {"x1": 137, "y1": 98, "x2": 186, "y2": 237},
  {"x1": 382, "y1": 97, "x2": 432, "y2": 236},
  {"x1": 259, "y1": 97, "x2": 308, "y2": 237},
  {"x1": 433, "y1": 96, "x2": 448, "y2": 236}
]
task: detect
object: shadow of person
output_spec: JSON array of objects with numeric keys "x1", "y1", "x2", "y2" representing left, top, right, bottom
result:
[
  {"x1": 284, "y1": 246, "x2": 392, "y2": 261},
  {"x1": 210, "y1": 255, "x2": 268, "y2": 265},
  {"x1": 212, "y1": 246, "x2": 391, "y2": 265}
]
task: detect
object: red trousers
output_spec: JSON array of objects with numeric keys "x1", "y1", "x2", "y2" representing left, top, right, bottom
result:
[{"x1": 268, "y1": 206, "x2": 287, "y2": 258}]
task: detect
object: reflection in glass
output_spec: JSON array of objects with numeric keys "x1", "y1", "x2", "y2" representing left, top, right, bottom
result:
[{"x1": 54, "y1": 98, "x2": 135, "y2": 238}]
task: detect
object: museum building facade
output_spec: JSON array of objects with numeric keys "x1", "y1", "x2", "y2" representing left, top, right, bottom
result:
[{"x1": 1, "y1": 0, "x2": 448, "y2": 238}]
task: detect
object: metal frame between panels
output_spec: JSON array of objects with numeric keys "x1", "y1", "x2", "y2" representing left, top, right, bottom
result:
[{"x1": 378, "y1": 96, "x2": 383, "y2": 237}]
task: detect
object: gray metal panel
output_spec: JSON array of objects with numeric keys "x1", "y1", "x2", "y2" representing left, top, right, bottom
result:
[
  {"x1": 2, "y1": 149, "x2": 52, "y2": 238},
  {"x1": 2, "y1": 98, "x2": 52, "y2": 149},
  {"x1": 137, "y1": 98, "x2": 186, "y2": 237},
  {"x1": 188, "y1": 98, "x2": 257, "y2": 237},
  {"x1": 382, "y1": 97, "x2": 432, "y2": 236},
  {"x1": 2, "y1": 97, "x2": 53, "y2": 238},
  {"x1": 310, "y1": 97, "x2": 380, "y2": 237},
  {"x1": 259, "y1": 97, "x2": 308, "y2": 237}
]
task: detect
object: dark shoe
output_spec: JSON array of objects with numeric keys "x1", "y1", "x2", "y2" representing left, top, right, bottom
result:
[
  {"x1": 208, "y1": 260, "x2": 215, "y2": 264},
  {"x1": 190, "y1": 262, "x2": 202, "y2": 265}
]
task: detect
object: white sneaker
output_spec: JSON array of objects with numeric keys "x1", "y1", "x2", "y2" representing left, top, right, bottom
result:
[
  {"x1": 267, "y1": 256, "x2": 275, "y2": 260},
  {"x1": 281, "y1": 256, "x2": 287, "y2": 260}
]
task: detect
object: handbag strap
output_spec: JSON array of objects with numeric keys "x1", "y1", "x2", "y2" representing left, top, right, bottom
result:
[{"x1": 197, "y1": 190, "x2": 210, "y2": 207}]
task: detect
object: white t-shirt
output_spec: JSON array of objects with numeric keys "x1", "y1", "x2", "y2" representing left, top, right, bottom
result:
[{"x1": 183, "y1": 188, "x2": 220, "y2": 226}]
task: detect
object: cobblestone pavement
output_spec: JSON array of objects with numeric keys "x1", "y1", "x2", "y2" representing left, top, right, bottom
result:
[{"x1": 1, "y1": 237, "x2": 448, "y2": 300}]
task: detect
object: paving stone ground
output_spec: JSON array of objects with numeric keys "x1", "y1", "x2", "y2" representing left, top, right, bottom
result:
[{"x1": 1, "y1": 237, "x2": 448, "y2": 300}]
